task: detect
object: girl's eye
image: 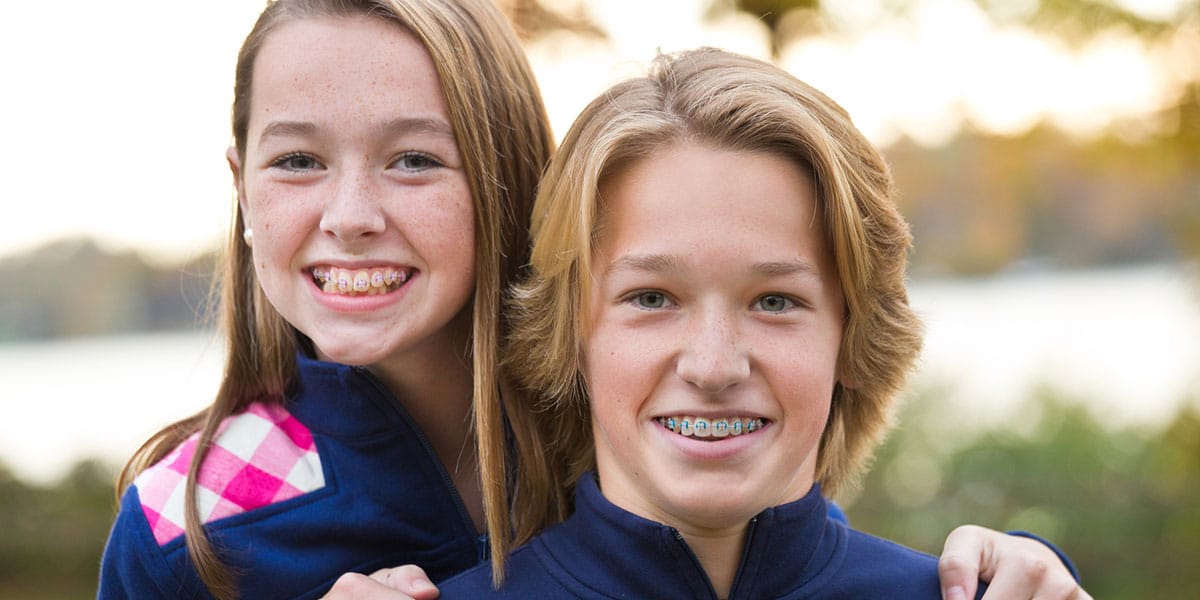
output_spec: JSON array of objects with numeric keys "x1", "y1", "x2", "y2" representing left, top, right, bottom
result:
[
  {"x1": 634, "y1": 291, "x2": 669, "y2": 310},
  {"x1": 755, "y1": 294, "x2": 795, "y2": 313},
  {"x1": 392, "y1": 152, "x2": 443, "y2": 171},
  {"x1": 271, "y1": 152, "x2": 321, "y2": 171}
]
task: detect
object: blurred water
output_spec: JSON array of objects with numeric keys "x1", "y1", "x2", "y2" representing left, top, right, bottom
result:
[
  {"x1": 0, "y1": 330, "x2": 223, "y2": 485},
  {"x1": 2, "y1": 264, "x2": 1197, "y2": 485},
  {"x1": 908, "y1": 264, "x2": 1200, "y2": 428}
]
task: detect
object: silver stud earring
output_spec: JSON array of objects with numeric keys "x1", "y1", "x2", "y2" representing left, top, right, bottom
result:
[{"x1": 243, "y1": 228, "x2": 254, "y2": 247}]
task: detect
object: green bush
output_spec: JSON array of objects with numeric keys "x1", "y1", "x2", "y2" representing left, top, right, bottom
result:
[{"x1": 846, "y1": 387, "x2": 1200, "y2": 599}]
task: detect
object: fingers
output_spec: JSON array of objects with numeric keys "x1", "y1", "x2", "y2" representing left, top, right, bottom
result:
[
  {"x1": 937, "y1": 525, "x2": 1091, "y2": 600},
  {"x1": 321, "y1": 565, "x2": 440, "y2": 600},
  {"x1": 322, "y1": 572, "x2": 418, "y2": 600},
  {"x1": 939, "y1": 525, "x2": 987, "y2": 600},
  {"x1": 978, "y1": 551, "x2": 1088, "y2": 600},
  {"x1": 370, "y1": 565, "x2": 440, "y2": 599}
]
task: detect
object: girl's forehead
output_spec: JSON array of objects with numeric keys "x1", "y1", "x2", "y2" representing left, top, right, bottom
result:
[{"x1": 247, "y1": 15, "x2": 451, "y2": 135}]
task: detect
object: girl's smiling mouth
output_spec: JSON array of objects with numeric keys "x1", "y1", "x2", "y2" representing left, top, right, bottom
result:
[{"x1": 310, "y1": 266, "x2": 414, "y2": 296}]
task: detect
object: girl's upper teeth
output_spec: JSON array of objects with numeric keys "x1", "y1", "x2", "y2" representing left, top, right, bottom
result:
[{"x1": 312, "y1": 266, "x2": 409, "y2": 296}]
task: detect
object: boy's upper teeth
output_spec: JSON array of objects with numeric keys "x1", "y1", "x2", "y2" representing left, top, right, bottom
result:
[{"x1": 657, "y1": 416, "x2": 765, "y2": 438}]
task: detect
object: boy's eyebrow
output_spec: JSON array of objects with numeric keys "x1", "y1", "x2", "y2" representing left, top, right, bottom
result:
[
  {"x1": 257, "y1": 117, "x2": 455, "y2": 145},
  {"x1": 606, "y1": 255, "x2": 820, "y2": 277},
  {"x1": 753, "y1": 260, "x2": 820, "y2": 277},
  {"x1": 605, "y1": 254, "x2": 683, "y2": 275}
]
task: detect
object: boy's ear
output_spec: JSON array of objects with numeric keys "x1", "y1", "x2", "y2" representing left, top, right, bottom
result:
[
  {"x1": 226, "y1": 146, "x2": 250, "y2": 227},
  {"x1": 837, "y1": 362, "x2": 859, "y2": 390}
]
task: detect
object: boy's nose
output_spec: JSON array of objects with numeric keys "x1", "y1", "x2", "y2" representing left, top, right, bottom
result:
[{"x1": 675, "y1": 312, "x2": 750, "y2": 394}]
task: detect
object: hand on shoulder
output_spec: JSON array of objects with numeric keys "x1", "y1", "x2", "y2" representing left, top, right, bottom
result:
[
  {"x1": 938, "y1": 525, "x2": 1092, "y2": 600},
  {"x1": 322, "y1": 565, "x2": 440, "y2": 600}
]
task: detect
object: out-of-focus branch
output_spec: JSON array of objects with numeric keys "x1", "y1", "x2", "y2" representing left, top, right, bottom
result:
[{"x1": 495, "y1": 0, "x2": 607, "y2": 42}]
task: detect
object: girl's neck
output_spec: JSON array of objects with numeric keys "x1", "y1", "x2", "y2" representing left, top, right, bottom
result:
[{"x1": 366, "y1": 310, "x2": 484, "y2": 532}]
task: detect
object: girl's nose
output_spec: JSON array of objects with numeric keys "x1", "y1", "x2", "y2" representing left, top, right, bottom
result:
[{"x1": 320, "y1": 170, "x2": 385, "y2": 242}]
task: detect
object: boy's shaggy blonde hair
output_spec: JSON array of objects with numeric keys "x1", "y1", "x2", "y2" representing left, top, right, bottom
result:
[{"x1": 505, "y1": 48, "x2": 923, "y2": 520}]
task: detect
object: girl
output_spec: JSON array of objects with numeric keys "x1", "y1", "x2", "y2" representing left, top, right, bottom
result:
[
  {"x1": 101, "y1": 1, "x2": 1081, "y2": 598},
  {"x1": 99, "y1": 0, "x2": 552, "y2": 597},
  {"x1": 432, "y1": 48, "x2": 1090, "y2": 599}
]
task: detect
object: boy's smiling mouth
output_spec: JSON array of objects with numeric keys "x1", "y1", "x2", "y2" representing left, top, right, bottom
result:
[
  {"x1": 310, "y1": 266, "x2": 413, "y2": 296},
  {"x1": 656, "y1": 416, "x2": 767, "y2": 441}
]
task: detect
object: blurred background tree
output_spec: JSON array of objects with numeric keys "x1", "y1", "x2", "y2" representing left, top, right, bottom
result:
[
  {"x1": 845, "y1": 387, "x2": 1200, "y2": 599},
  {"x1": 0, "y1": 461, "x2": 113, "y2": 599}
]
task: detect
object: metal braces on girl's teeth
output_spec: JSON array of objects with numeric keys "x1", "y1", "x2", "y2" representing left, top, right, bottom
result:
[
  {"x1": 311, "y1": 266, "x2": 409, "y2": 296},
  {"x1": 657, "y1": 416, "x2": 764, "y2": 439}
]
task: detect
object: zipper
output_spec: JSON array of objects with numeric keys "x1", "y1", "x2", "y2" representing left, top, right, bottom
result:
[
  {"x1": 352, "y1": 366, "x2": 479, "y2": 538},
  {"x1": 726, "y1": 516, "x2": 759, "y2": 599},
  {"x1": 671, "y1": 529, "x2": 721, "y2": 600},
  {"x1": 668, "y1": 515, "x2": 759, "y2": 600}
]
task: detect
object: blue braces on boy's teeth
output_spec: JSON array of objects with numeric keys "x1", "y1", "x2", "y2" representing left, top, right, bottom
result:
[{"x1": 657, "y1": 416, "x2": 765, "y2": 439}]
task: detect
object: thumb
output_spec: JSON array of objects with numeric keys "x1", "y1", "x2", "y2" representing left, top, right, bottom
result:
[
  {"x1": 938, "y1": 525, "x2": 990, "y2": 600},
  {"x1": 371, "y1": 565, "x2": 441, "y2": 599}
]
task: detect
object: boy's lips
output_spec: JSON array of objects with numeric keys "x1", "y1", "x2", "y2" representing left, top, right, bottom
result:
[{"x1": 309, "y1": 265, "x2": 414, "y2": 296}]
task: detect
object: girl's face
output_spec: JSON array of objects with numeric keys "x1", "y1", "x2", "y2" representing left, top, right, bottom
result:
[
  {"x1": 230, "y1": 16, "x2": 476, "y2": 370},
  {"x1": 585, "y1": 143, "x2": 845, "y2": 534}
]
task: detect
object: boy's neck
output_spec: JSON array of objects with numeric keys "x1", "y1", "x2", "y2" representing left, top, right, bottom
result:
[{"x1": 677, "y1": 525, "x2": 749, "y2": 599}]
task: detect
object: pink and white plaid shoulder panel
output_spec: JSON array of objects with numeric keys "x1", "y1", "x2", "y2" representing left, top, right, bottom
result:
[{"x1": 133, "y1": 402, "x2": 325, "y2": 546}]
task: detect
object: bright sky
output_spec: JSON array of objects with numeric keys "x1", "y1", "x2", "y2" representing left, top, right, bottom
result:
[{"x1": 3, "y1": 0, "x2": 1195, "y2": 263}]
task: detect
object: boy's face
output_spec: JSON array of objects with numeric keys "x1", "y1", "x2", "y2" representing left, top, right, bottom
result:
[{"x1": 584, "y1": 143, "x2": 845, "y2": 534}]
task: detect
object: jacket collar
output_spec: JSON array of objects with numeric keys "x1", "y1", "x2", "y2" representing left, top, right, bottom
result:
[
  {"x1": 287, "y1": 353, "x2": 418, "y2": 439},
  {"x1": 534, "y1": 472, "x2": 841, "y2": 599}
]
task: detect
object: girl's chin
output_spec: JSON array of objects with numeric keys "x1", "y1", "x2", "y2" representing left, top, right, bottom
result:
[{"x1": 312, "y1": 341, "x2": 393, "y2": 367}]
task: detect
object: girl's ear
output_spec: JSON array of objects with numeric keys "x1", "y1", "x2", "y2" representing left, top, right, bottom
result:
[{"x1": 226, "y1": 146, "x2": 250, "y2": 227}]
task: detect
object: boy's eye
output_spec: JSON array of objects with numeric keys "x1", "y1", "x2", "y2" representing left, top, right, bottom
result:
[
  {"x1": 635, "y1": 291, "x2": 668, "y2": 309},
  {"x1": 756, "y1": 294, "x2": 795, "y2": 312},
  {"x1": 392, "y1": 152, "x2": 443, "y2": 171},
  {"x1": 271, "y1": 152, "x2": 321, "y2": 171}
]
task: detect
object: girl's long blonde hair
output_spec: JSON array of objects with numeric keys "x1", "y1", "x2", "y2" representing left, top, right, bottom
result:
[{"x1": 117, "y1": 0, "x2": 555, "y2": 595}]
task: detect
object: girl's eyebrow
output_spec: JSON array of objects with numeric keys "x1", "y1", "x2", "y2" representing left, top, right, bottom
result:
[
  {"x1": 257, "y1": 117, "x2": 455, "y2": 146},
  {"x1": 378, "y1": 117, "x2": 455, "y2": 139},
  {"x1": 258, "y1": 120, "x2": 318, "y2": 145}
]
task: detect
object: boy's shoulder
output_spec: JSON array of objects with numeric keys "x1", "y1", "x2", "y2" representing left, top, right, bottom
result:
[
  {"x1": 810, "y1": 522, "x2": 959, "y2": 598},
  {"x1": 438, "y1": 541, "x2": 566, "y2": 598},
  {"x1": 843, "y1": 524, "x2": 939, "y2": 568},
  {"x1": 129, "y1": 402, "x2": 325, "y2": 546}
]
